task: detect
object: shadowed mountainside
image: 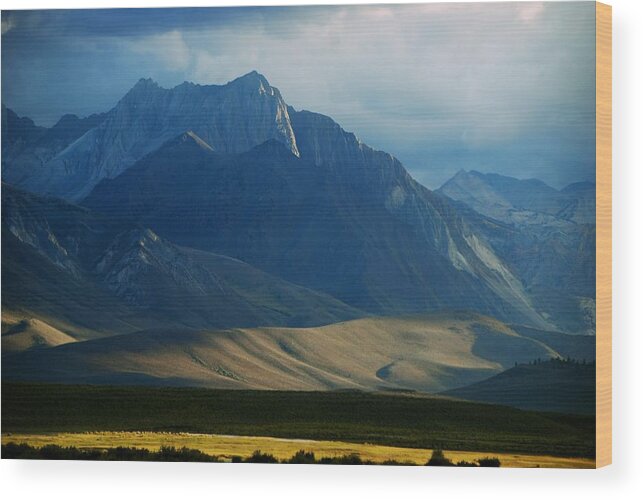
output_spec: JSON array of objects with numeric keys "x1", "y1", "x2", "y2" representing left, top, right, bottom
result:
[
  {"x1": 2, "y1": 183, "x2": 363, "y2": 344},
  {"x1": 443, "y1": 359, "x2": 596, "y2": 414},
  {"x1": 83, "y1": 131, "x2": 550, "y2": 329},
  {"x1": 2, "y1": 71, "x2": 596, "y2": 401},
  {"x1": 2, "y1": 74, "x2": 596, "y2": 334}
]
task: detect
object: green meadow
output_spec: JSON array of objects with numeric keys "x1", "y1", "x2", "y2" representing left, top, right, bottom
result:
[{"x1": 2, "y1": 382, "x2": 595, "y2": 459}]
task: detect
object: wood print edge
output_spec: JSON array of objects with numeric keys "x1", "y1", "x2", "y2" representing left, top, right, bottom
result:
[{"x1": 595, "y1": 0, "x2": 612, "y2": 469}]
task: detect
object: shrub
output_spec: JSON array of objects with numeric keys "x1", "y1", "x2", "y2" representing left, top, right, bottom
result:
[
  {"x1": 104, "y1": 446, "x2": 151, "y2": 461},
  {"x1": 426, "y1": 449, "x2": 454, "y2": 466},
  {"x1": 245, "y1": 450, "x2": 279, "y2": 463},
  {"x1": 381, "y1": 459, "x2": 415, "y2": 466},
  {"x1": 155, "y1": 446, "x2": 220, "y2": 462},
  {"x1": 2, "y1": 442, "x2": 40, "y2": 459},
  {"x1": 287, "y1": 450, "x2": 316, "y2": 464},
  {"x1": 477, "y1": 457, "x2": 501, "y2": 467},
  {"x1": 1, "y1": 443, "x2": 221, "y2": 462}
]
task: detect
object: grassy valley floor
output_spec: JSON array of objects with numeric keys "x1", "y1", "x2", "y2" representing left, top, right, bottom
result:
[
  {"x1": 1, "y1": 382, "x2": 596, "y2": 466},
  {"x1": 1, "y1": 431, "x2": 595, "y2": 468}
]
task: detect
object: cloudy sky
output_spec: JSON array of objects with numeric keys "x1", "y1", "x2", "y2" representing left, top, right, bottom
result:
[{"x1": 1, "y1": 2, "x2": 596, "y2": 188}]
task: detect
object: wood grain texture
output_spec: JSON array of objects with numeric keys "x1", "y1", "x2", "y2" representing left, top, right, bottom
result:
[{"x1": 595, "y1": 1, "x2": 612, "y2": 468}]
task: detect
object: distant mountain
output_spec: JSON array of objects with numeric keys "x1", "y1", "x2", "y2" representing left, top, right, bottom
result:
[
  {"x1": 438, "y1": 170, "x2": 595, "y2": 225},
  {"x1": 1, "y1": 105, "x2": 47, "y2": 164},
  {"x1": 2, "y1": 313, "x2": 560, "y2": 392},
  {"x1": 558, "y1": 182, "x2": 597, "y2": 224},
  {"x1": 1, "y1": 70, "x2": 601, "y2": 396},
  {"x1": 443, "y1": 358, "x2": 596, "y2": 414},
  {"x1": 2, "y1": 106, "x2": 108, "y2": 186},
  {"x1": 4, "y1": 72, "x2": 299, "y2": 201},
  {"x1": 2, "y1": 184, "x2": 363, "y2": 343},
  {"x1": 3, "y1": 72, "x2": 594, "y2": 334},
  {"x1": 439, "y1": 170, "x2": 596, "y2": 334},
  {"x1": 83, "y1": 130, "x2": 550, "y2": 328}
]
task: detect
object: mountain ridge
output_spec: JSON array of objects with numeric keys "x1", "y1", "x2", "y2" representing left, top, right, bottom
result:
[
  {"x1": 438, "y1": 169, "x2": 596, "y2": 225},
  {"x1": 3, "y1": 72, "x2": 300, "y2": 200},
  {"x1": 83, "y1": 134, "x2": 551, "y2": 329},
  {"x1": 2, "y1": 183, "x2": 364, "y2": 342},
  {"x1": 3, "y1": 72, "x2": 595, "y2": 338}
]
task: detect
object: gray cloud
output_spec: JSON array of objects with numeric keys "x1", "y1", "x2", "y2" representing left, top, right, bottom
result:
[{"x1": 1, "y1": 3, "x2": 596, "y2": 188}]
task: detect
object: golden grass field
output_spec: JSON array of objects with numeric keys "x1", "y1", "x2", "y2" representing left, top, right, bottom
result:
[{"x1": 1, "y1": 431, "x2": 595, "y2": 468}]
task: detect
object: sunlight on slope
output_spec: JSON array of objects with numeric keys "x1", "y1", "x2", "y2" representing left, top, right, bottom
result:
[{"x1": 8, "y1": 312, "x2": 560, "y2": 392}]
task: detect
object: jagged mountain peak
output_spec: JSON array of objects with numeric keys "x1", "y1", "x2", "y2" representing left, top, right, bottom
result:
[
  {"x1": 1, "y1": 105, "x2": 40, "y2": 129},
  {"x1": 230, "y1": 70, "x2": 271, "y2": 87},
  {"x1": 3, "y1": 70, "x2": 597, "y2": 337},
  {"x1": 134, "y1": 76, "x2": 160, "y2": 88},
  {"x1": 126, "y1": 71, "x2": 273, "y2": 97},
  {"x1": 9, "y1": 71, "x2": 300, "y2": 200},
  {"x1": 121, "y1": 77, "x2": 163, "y2": 101},
  {"x1": 53, "y1": 114, "x2": 81, "y2": 126}
]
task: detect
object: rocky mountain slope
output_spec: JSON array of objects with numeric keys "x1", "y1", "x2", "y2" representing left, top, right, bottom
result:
[
  {"x1": 2, "y1": 184, "x2": 362, "y2": 343},
  {"x1": 3, "y1": 72, "x2": 593, "y2": 332},
  {"x1": 83, "y1": 130, "x2": 550, "y2": 328},
  {"x1": 1, "y1": 71, "x2": 599, "y2": 395},
  {"x1": 2, "y1": 74, "x2": 595, "y2": 334},
  {"x1": 1, "y1": 105, "x2": 47, "y2": 165},
  {"x1": 438, "y1": 170, "x2": 596, "y2": 334},
  {"x1": 2, "y1": 105, "x2": 107, "y2": 187},
  {"x1": 3, "y1": 72, "x2": 299, "y2": 201}
]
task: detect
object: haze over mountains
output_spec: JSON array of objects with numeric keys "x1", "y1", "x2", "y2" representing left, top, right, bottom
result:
[
  {"x1": 438, "y1": 169, "x2": 596, "y2": 225},
  {"x1": 2, "y1": 72, "x2": 596, "y2": 405},
  {"x1": 438, "y1": 169, "x2": 596, "y2": 335}
]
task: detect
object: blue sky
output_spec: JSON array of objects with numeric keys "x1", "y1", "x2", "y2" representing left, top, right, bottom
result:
[{"x1": 1, "y1": 3, "x2": 596, "y2": 189}]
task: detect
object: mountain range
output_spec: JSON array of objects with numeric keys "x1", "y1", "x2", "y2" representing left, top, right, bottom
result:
[
  {"x1": 439, "y1": 169, "x2": 595, "y2": 225},
  {"x1": 1, "y1": 71, "x2": 596, "y2": 406},
  {"x1": 2, "y1": 183, "x2": 362, "y2": 338},
  {"x1": 438, "y1": 169, "x2": 596, "y2": 334}
]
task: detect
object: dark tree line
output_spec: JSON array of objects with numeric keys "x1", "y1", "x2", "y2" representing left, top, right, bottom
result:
[
  {"x1": 515, "y1": 357, "x2": 596, "y2": 368},
  {"x1": 2, "y1": 443, "x2": 501, "y2": 467},
  {"x1": 426, "y1": 449, "x2": 500, "y2": 467}
]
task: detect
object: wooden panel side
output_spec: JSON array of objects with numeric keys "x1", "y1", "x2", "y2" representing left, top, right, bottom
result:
[{"x1": 595, "y1": 1, "x2": 612, "y2": 469}]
